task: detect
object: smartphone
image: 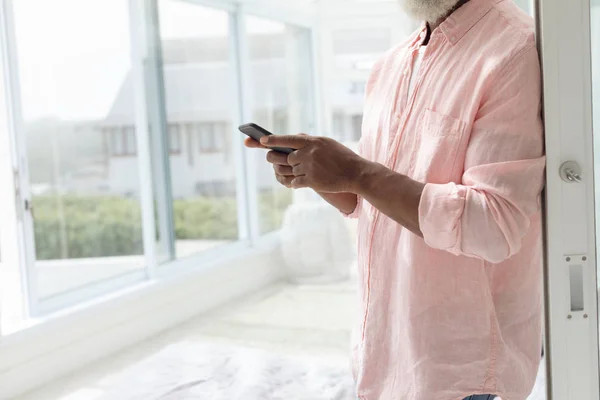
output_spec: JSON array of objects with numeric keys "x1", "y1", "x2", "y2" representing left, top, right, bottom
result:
[{"x1": 238, "y1": 123, "x2": 294, "y2": 154}]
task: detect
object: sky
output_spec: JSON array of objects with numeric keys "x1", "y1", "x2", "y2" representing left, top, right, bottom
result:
[{"x1": 12, "y1": 0, "x2": 285, "y2": 121}]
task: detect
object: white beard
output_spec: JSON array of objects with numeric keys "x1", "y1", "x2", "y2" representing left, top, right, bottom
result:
[{"x1": 399, "y1": 0, "x2": 461, "y2": 22}]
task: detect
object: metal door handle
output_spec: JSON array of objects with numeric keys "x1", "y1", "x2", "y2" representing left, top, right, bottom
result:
[
  {"x1": 560, "y1": 161, "x2": 582, "y2": 183},
  {"x1": 565, "y1": 169, "x2": 582, "y2": 182}
]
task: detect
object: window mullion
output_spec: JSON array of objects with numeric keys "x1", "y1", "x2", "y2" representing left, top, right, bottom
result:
[{"x1": 230, "y1": 7, "x2": 260, "y2": 243}]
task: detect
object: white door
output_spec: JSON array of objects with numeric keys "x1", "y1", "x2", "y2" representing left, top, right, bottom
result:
[{"x1": 538, "y1": 0, "x2": 600, "y2": 398}]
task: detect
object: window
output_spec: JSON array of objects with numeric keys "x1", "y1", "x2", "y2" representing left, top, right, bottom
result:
[
  {"x1": 10, "y1": 0, "x2": 145, "y2": 308},
  {"x1": 351, "y1": 114, "x2": 363, "y2": 141},
  {"x1": 325, "y1": 26, "x2": 401, "y2": 150},
  {"x1": 125, "y1": 127, "x2": 137, "y2": 155},
  {"x1": 197, "y1": 122, "x2": 226, "y2": 152},
  {"x1": 1, "y1": 0, "x2": 320, "y2": 321},
  {"x1": 350, "y1": 81, "x2": 366, "y2": 94},
  {"x1": 168, "y1": 124, "x2": 181, "y2": 154},
  {"x1": 331, "y1": 113, "x2": 362, "y2": 142},
  {"x1": 110, "y1": 128, "x2": 124, "y2": 156},
  {"x1": 213, "y1": 123, "x2": 226, "y2": 151},
  {"x1": 247, "y1": 17, "x2": 315, "y2": 234},
  {"x1": 108, "y1": 127, "x2": 136, "y2": 156},
  {"x1": 198, "y1": 124, "x2": 212, "y2": 151},
  {"x1": 158, "y1": 0, "x2": 238, "y2": 260}
]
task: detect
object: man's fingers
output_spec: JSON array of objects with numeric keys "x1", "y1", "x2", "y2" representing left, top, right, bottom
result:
[
  {"x1": 260, "y1": 134, "x2": 310, "y2": 150},
  {"x1": 292, "y1": 164, "x2": 306, "y2": 176},
  {"x1": 266, "y1": 151, "x2": 291, "y2": 165},
  {"x1": 291, "y1": 176, "x2": 308, "y2": 189},
  {"x1": 276, "y1": 174, "x2": 294, "y2": 188},
  {"x1": 274, "y1": 165, "x2": 294, "y2": 176},
  {"x1": 244, "y1": 137, "x2": 267, "y2": 149},
  {"x1": 287, "y1": 151, "x2": 299, "y2": 166}
]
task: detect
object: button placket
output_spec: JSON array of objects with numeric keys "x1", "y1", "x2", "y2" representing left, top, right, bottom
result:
[{"x1": 360, "y1": 28, "x2": 433, "y2": 347}]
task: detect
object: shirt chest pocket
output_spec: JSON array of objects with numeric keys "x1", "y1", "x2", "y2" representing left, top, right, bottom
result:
[{"x1": 410, "y1": 109, "x2": 467, "y2": 183}]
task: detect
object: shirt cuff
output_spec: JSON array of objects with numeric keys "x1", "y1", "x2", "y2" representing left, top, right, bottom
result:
[
  {"x1": 342, "y1": 196, "x2": 362, "y2": 219},
  {"x1": 418, "y1": 182, "x2": 467, "y2": 254}
]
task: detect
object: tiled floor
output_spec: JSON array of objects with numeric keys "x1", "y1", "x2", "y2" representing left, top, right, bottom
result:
[{"x1": 17, "y1": 280, "x2": 546, "y2": 400}]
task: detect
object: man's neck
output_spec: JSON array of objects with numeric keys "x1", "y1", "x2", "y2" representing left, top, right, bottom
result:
[{"x1": 423, "y1": 0, "x2": 470, "y2": 43}]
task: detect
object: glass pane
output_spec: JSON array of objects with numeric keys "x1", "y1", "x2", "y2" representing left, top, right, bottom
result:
[
  {"x1": 12, "y1": 0, "x2": 145, "y2": 300},
  {"x1": 157, "y1": 1, "x2": 238, "y2": 259},
  {"x1": 247, "y1": 17, "x2": 315, "y2": 234}
]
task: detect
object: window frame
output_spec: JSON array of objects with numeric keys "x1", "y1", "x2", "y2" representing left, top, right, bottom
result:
[
  {"x1": 1, "y1": 0, "x2": 40, "y2": 316},
  {"x1": 0, "y1": 0, "x2": 36, "y2": 325}
]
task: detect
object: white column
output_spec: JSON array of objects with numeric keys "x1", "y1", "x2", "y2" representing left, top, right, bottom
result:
[
  {"x1": 231, "y1": 7, "x2": 260, "y2": 242},
  {"x1": 0, "y1": 0, "x2": 28, "y2": 330}
]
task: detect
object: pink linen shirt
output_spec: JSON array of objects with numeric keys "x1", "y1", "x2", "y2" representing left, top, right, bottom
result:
[{"x1": 348, "y1": 0, "x2": 545, "y2": 399}]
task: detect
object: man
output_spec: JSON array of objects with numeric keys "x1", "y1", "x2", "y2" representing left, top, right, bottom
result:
[{"x1": 246, "y1": 0, "x2": 545, "y2": 398}]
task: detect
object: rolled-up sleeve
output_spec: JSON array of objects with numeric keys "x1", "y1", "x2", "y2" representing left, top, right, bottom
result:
[{"x1": 418, "y1": 46, "x2": 545, "y2": 263}]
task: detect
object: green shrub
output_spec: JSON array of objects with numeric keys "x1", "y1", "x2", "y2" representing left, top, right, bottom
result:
[
  {"x1": 33, "y1": 195, "x2": 144, "y2": 260},
  {"x1": 172, "y1": 197, "x2": 238, "y2": 240},
  {"x1": 259, "y1": 188, "x2": 293, "y2": 234},
  {"x1": 32, "y1": 189, "x2": 293, "y2": 260}
]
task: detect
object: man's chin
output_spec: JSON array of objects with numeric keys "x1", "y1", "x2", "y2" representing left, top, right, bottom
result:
[{"x1": 399, "y1": 0, "x2": 459, "y2": 22}]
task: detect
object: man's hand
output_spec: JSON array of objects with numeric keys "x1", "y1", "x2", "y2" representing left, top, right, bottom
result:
[
  {"x1": 243, "y1": 136, "x2": 269, "y2": 150},
  {"x1": 244, "y1": 133, "x2": 424, "y2": 233},
  {"x1": 260, "y1": 134, "x2": 368, "y2": 193},
  {"x1": 244, "y1": 135, "x2": 360, "y2": 214},
  {"x1": 243, "y1": 135, "x2": 299, "y2": 189}
]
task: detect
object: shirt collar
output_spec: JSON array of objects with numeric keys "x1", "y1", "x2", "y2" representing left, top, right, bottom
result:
[{"x1": 438, "y1": 0, "x2": 500, "y2": 45}]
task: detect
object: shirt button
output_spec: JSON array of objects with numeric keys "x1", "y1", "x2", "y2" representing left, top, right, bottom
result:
[{"x1": 451, "y1": 35, "x2": 457, "y2": 41}]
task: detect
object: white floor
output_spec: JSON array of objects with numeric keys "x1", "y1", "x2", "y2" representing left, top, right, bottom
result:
[{"x1": 16, "y1": 281, "x2": 547, "y2": 400}]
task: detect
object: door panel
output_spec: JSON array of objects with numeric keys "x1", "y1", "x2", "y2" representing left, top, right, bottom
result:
[{"x1": 539, "y1": 0, "x2": 600, "y2": 398}]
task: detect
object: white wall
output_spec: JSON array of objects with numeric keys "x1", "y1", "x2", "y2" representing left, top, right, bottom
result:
[{"x1": 108, "y1": 156, "x2": 141, "y2": 195}]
